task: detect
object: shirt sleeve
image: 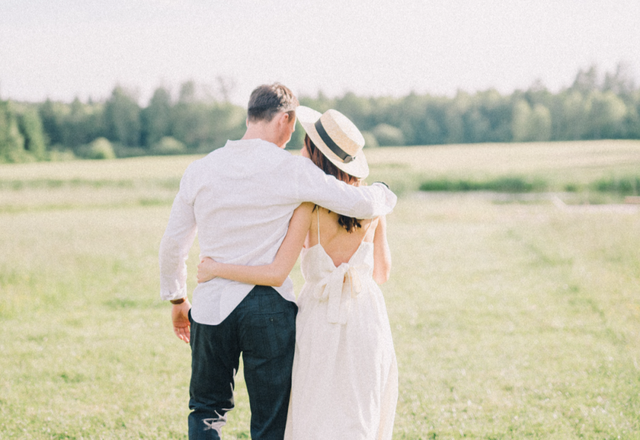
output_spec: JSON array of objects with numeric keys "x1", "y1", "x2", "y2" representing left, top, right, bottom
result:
[
  {"x1": 159, "y1": 173, "x2": 198, "y2": 301},
  {"x1": 293, "y1": 157, "x2": 397, "y2": 219}
]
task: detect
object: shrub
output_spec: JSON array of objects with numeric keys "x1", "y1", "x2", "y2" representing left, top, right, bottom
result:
[
  {"x1": 111, "y1": 144, "x2": 147, "y2": 158},
  {"x1": 77, "y1": 138, "x2": 116, "y2": 160},
  {"x1": 372, "y1": 123, "x2": 405, "y2": 146},
  {"x1": 485, "y1": 177, "x2": 545, "y2": 193},
  {"x1": 47, "y1": 148, "x2": 76, "y2": 162},
  {"x1": 419, "y1": 176, "x2": 547, "y2": 193},
  {"x1": 150, "y1": 136, "x2": 187, "y2": 156},
  {"x1": 361, "y1": 131, "x2": 379, "y2": 149},
  {"x1": 419, "y1": 179, "x2": 487, "y2": 191},
  {"x1": 592, "y1": 176, "x2": 640, "y2": 195},
  {"x1": 564, "y1": 183, "x2": 580, "y2": 192}
]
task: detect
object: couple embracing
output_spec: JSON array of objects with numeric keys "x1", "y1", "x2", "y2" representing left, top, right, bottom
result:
[{"x1": 159, "y1": 83, "x2": 398, "y2": 440}]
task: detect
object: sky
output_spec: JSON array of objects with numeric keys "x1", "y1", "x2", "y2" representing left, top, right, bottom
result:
[{"x1": 1, "y1": 0, "x2": 639, "y2": 105}]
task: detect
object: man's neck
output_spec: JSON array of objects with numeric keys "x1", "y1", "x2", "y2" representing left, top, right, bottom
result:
[{"x1": 242, "y1": 123, "x2": 281, "y2": 147}]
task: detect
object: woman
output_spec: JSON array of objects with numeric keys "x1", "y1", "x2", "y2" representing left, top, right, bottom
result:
[{"x1": 197, "y1": 106, "x2": 398, "y2": 440}]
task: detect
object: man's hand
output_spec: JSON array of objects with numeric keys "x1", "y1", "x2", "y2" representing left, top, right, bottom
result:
[{"x1": 171, "y1": 300, "x2": 191, "y2": 343}]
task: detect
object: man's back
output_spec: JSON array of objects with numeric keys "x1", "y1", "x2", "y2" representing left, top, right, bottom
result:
[
  {"x1": 190, "y1": 139, "x2": 299, "y2": 267},
  {"x1": 167, "y1": 138, "x2": 301, "y2": 324}
]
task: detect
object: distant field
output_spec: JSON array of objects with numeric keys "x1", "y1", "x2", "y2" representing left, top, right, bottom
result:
[
  {"x1": 366, "y1": 140, "x2": 640, "y2": 199},
  {"x1": 3, "y1": 140, "x2": 639, "y2": 182},
  {"x1": 2, "y1": 140, "x2": 639, "y2": 209},
  {"x1": 1, "y1": 141, "x2": 639, "y2": 439}
]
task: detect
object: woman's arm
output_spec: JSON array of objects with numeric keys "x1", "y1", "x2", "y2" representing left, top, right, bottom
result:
[
  {"x1": 197, "y1": 203, "x2": 314, "y2": 287},
  {"x1": 372, "y1": 215, "x2": 392, "y2": 284}
]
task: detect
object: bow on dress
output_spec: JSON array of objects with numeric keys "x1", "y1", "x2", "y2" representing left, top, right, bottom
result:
[{"x1": 312, "y1": 262, "x2": 367, "y2": 324}]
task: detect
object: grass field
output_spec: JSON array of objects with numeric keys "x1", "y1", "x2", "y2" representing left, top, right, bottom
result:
[{"x1": 1, "y1": 140, "x2": 639, "y2": 439}]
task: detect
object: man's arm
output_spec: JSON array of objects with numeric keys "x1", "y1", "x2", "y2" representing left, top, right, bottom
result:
[
  {"x1": 294, "y1": 157, "x2": 397, "y2": 219},
  {"x1": 159, "y1": 183, "x2": 197, "y2": 343},
  {"x1": 159, "y1": 191, "x2": 197, "y2": 302}
]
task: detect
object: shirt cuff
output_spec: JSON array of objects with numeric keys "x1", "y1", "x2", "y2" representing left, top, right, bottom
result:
[{"x1": 160, "y1": 285, "x2": 188, "y2": 302}]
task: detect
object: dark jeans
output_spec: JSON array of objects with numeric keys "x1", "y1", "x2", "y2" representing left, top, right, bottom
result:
[{"x1": 188, "y1": 285, "x2": 297, "y2": 440}]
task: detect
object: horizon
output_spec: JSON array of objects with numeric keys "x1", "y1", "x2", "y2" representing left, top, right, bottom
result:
[{"x1": 1, "y1": 63, "x2": 632, "y2": 107}]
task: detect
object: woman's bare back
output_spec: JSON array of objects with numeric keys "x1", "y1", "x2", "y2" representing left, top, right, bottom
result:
[{"x1": 306, "y1": 207, "x2": 379, "y2": 267}]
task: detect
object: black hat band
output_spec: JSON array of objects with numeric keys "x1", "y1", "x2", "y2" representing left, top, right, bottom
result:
[{"x1": 314, "y1": 119, "x2": 355, "y2": 164}]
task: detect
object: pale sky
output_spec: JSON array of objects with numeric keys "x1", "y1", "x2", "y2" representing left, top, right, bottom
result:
[{"x1": 1, "y1": 0, "x2": 639, "y2": 105}]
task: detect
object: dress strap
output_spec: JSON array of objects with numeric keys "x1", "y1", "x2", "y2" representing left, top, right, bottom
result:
[
  {"x1": 316, "y1": 207, "x2": 321, "y2": 245},
  {"x1": 360, "y1": 217, "x2": 375, "y2": 244}
]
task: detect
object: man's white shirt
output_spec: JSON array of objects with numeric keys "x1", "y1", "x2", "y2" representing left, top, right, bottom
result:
[{"x1": 159, "y1": 138, "x2": 397, "y2": 325}]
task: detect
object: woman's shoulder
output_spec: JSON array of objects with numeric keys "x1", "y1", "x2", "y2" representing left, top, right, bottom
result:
[
  {"x1": 293, "y1": 203, "x2": 315, "y2": 223},
  {"x1": 297, "y1": 202, "x2": 315, "y2": 211}
]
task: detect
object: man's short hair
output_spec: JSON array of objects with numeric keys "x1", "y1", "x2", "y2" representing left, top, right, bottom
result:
[{"x1": 247, "y1": 83, "x2": 299, "y2": 123}]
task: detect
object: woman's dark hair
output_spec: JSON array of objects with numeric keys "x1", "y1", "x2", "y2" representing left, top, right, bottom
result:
[{"x1": 305, "y1": 134, "x2": 362, "y2": 233}]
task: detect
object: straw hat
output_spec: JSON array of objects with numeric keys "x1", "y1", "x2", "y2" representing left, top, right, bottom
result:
[{"x1": 296, "y1": 106, "x2": 369, "y2": 178}]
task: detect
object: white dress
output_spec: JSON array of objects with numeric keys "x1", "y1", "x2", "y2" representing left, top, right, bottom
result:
[{"x1": 284, "y1": 219, "x2": 398, "y2": 440}]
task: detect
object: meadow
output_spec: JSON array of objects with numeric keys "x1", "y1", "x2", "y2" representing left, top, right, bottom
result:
[{"x1": 1, "y1": 140, "x2": 639, "y2": 439}]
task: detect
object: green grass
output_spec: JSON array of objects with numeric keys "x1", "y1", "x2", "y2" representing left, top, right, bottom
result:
[
  {"x1": 418, "y1": 176, "x2": 548, "y2": 193},
  {"x1": 365, "y1": 139, "x2": 640, "y2": 198},
  {"x1": 1, "y1": 141, "x2": 639, "y2": 439},
  {"x1": 417, "y1": 174, "x2": 640, "y2": 197},
  {"x1": 591, "y1": 175, "x2": 640, "y2": 196},
  {"x1": 387, "y1": 196, "x2": 640, "y2": 439}
]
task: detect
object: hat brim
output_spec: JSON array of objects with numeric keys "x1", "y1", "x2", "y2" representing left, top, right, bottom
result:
[{"x1": 296, "y1": 106, "x2": 369, "y2": 179}]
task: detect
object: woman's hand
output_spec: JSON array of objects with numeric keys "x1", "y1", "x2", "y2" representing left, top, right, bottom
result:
[{"x1": 197, "y1": 257, "x2": 218, "y2": 283}]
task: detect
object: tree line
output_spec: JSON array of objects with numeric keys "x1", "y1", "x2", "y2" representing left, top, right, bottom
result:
[{"x1": 1, "y1": 64, "x2": 639, "y2": 163}]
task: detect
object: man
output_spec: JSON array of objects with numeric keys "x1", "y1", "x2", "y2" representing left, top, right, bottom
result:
[{"x1": 159, "y1": 83, "x2": 396, "y2": 440}]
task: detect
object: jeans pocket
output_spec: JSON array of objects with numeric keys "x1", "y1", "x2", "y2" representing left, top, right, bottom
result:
[{"x1": 244, "y1": 311, "x2": 295, "y2": 368}]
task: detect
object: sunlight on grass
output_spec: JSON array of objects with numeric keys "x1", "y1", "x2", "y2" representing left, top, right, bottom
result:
[
  {"x1": 1, "y1": 142, "x2": 639, "y2": 438},
  {"x1": 386, "y1": 196, "x2": 640, "y2": 438}
]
